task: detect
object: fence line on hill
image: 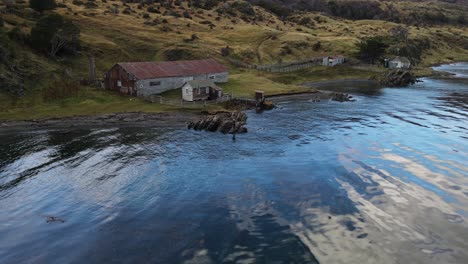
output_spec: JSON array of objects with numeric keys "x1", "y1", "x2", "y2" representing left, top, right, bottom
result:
[{"x1": 227, "y1": 57, "x2": 325, "y2": 73}]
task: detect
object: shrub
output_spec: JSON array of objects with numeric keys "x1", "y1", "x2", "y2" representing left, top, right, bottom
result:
[
  {"x1": 147, "y1": 6, "x2": 159, "y2": 13},
  {"x1": 8, "y1": 26, "x2": 27, "y2": 43},
  {"x1": 122, "y1": 7, "x2": 132, "y2": 14},
  {"x1": 85, "y1": 1, "x2": 98, "y2": 8},
  {"x1": 328, "y1": 0, "x2": 383, "y2": 20},
  {"x1": 457, "y1": 15, "x2": 466, "y2": 25},
  {"x1": 280, "y1": 45, "x2": 292, "y2": 55},
  {"x1": 312, "y1": 41, "x2": 321, "y2": 51},
  {"x1": 160, "y1": 25, "x2": 171, "y2": 32},
  {"x1": 231, "y1": 1, "x2": 255, "y2": 16},
  {"x1": 200, "y1": 20, "x2": 213, "y2": 25},
  {"x1": 164, "y1": 48, "x2": 195, "y2": 61},
  {"x1": 257, "y1": 0, "x2": 291, "y2": 17},
  {"x1": 72, "y1": 0, "x2": 84, "y2": 6},
  {"x1": 43, "y1": 77, "x2": 81, "y2": 101},
  {"x1": 29, "y1": 0, "x2": 56, "y2": 13},
  {"x1": 192, "y1": 0, "x2": 219, "y2": 10},
  {"x1": 220, "y1": 46, "x2": 232, "y2": 57}
]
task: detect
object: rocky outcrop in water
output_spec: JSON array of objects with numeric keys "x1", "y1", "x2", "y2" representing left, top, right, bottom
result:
[
  {"x1": 188, "y1": 111, "x2": 248, "y2": 134},
  {"x1": 331, "y1": 92, "x2": 354, "y2": 102},
  {"x1": 260, "y1": 100, "x2": 275, "y2": 110},
  {"x1": 381, "y1": 69, "x2": 417, "y2": 87}
]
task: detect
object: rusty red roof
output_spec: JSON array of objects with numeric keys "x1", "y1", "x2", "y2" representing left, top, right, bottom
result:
[{"x1": 116, "y1": 59, "x2": 227, "y2": 80}]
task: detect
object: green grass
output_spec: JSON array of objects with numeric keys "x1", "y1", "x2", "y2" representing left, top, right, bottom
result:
[
  {"x1": 218, "y1": 70, "x2": 311, "y2": 98},
  {"x1": 0, "y1": 88, "x2": 214, "y2": 120},
  {"x1": 160, "y1": 88, "x2": 183, "y2": 100},
  {"x1": 266, "y1": 65, "x2": 381, "y2": 85}
]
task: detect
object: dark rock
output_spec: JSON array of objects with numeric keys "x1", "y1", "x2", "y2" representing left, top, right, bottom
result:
[
  {"x1": 188, "y1": 111, "x2": 248, "y2": 134},
  {"x1": 259, "y1": 100, "x2": 275, "y2": 110},
  {"x1": 331, "y1": 92, "x2": 354, "y2": 102},
  {"x1": 381, "y1": 69, "x2": 417, "y2": 87},
  {"x1": 45, "y1": 216, "x2": 65, "y2": 223}
]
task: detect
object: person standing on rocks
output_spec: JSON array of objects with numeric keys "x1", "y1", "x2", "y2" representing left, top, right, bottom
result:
[{"x1": 232, "y1": 117, "x2": 237, "y2": 141}]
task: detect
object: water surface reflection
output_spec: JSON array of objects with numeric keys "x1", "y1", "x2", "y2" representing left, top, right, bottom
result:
[{"x1": 0, "y1": 63, "x2": 467, "y2": 264}]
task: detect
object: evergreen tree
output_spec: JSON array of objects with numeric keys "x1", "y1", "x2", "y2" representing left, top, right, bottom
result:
[{"x1": 357, "y1": 37, "x2": 388, "y2": 64}]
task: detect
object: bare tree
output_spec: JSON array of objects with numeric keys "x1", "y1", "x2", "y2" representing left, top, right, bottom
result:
[{"x1": 49, "y1": 22, "x2": 80, "y2": 58}]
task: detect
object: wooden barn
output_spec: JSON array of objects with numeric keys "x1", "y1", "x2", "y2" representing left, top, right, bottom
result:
[
  {"x1": 104, "y1": 59, "x2": 228, "y2": 97},
  {"x1": 182, "y1": 80, "x2": 223, "y2": 102}
]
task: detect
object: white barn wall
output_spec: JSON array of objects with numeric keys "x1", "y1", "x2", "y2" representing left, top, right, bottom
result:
[
  {"x1": 182, "y1": 83, "x2": 193, "y2": 101},
  {"x1": 136, "y1": 72, "x2": 229, "y2": 97}
]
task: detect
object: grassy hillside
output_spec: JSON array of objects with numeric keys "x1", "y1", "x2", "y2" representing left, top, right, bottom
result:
[{"x1": 0, "y1": 0, "x2": 467, "y2": 120}]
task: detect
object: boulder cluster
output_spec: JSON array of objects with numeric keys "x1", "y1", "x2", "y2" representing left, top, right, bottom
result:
[
  {"x1": 381, "y1": 69, "x2": 417, "y2": 87},
  {"x1": 188, "y1": 111, "x2": 248, "y2": 134},
  {"x1": 331, "y1": 92, "x2": 354, "y2": 102}
]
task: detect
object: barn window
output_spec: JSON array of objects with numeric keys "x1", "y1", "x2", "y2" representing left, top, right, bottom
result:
[
  {"x1": 209, "y1": 75, "x2": 215, "y2": 80},
  {"x1": 186, "y1": 88, "x2": 189, "y2": 94},
  {"x1": 117, "y1": 80, "x2": 122, "y2": 87},
  {"x1": 150, "y1": 81, "x2": 161, "y2": 86}
]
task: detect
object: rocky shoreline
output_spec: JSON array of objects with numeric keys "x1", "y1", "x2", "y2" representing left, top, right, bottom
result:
[
  {"x1": 188, "y1": 111, "x2": 248, "y2": 134},
  {"x1": 0, "y1": 92, "x2": 355, "y2": 134},
  {"x1": 381, "y1": 69, "x2": 417, "y2": 87},
  {"x1": 0, "y1": 82, "x2": 365, "y2": 134}
]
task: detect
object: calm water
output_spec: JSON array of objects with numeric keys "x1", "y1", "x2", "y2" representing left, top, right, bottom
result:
[{"x1": 0, "y1": 63, "x2": 467, "y2": 264}]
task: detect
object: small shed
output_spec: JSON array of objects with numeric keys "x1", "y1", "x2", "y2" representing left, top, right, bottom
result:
[
  {"x1": 388, "y1": 57, "x2": 411, "y2": 69},
  {"x1": 323, "y1": 56, "x2": 345, "y2": 66},
  {"x1": 182, "y1": 80, "x2": 223, "y2": 102}
]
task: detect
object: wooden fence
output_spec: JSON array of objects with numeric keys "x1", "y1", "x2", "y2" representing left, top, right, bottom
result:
[
  {"x1": 145, "y1": 94, "x2": 233, "y2": 107},
  {"x1": 227, "y1": 57, "x2": 325, "y2": 73}
]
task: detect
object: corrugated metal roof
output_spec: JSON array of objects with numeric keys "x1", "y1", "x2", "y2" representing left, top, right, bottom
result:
[{"x1": 117, "y1": 59, "x2": 227, "y2": 80}]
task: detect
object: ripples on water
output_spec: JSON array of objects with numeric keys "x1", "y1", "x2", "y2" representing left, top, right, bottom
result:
[{"x1": 0, "y1": 63, "x2": 467, "y2": 264}]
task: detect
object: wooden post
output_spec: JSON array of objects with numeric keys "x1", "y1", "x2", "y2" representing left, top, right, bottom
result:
[{"x1": 88, "y1": 55, "x2": 96, "y2": 84}]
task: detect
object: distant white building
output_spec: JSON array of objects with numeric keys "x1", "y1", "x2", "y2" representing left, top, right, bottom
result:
[
  {"x1": 182, "y1": 80, "x2": 223, "y2": 102},
  {"x1": 323, "y1": 56, "x2": 345, "y2": 66},
  {"x1": 388, "y1": 57, "x2": 411, "y2": 69}
]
